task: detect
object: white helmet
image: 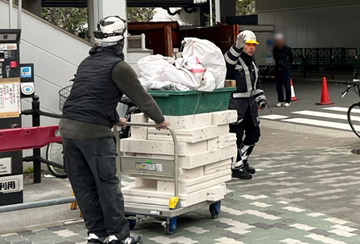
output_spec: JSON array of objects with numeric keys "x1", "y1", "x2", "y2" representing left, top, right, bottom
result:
[
  {"x1": 94, "y1": 16, "x2": 127, "y2": 47},
  {"x1": 240, "y1": 30, "x2": 259, "y2": 45}
]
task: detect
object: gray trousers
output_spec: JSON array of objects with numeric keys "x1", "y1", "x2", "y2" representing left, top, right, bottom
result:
[{"x1": 63, "y1": 137, "x2": 129, "y2": 240}]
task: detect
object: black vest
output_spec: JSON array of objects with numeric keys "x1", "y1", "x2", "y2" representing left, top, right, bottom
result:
[{"x1": 62, "y1": 47, "x2": 124, "y2": 128}]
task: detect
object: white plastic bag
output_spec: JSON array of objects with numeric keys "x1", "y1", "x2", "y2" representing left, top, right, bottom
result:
[
  {"x1": 162, "y1": 65, "x2": 200, "y2": 90},
  {"x1": 146, "y1": 81, "x2": 190, "y2": 91},
  {"x1": 137, "y1": 55, "x2": 175, "y2": 86},
  {"x1": 146, "y1": 68, "x2": 191, "y2": 91},
  {"x1": 175, "y1": 57, "x2": 207, "y2": 85},
  {"x1": 198, "y1": 70, "x2": 216, "y2": 92},
  {"x1": 182, "y1": 38, "x2": 226, "y2": 88}
]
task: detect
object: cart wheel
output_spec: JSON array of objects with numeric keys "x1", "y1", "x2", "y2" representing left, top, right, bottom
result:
[
  {"x1": 209, "y1": 201, "x2": 221, "y2": 219},
  {"x1": 128, "y1": 219, "x2": 136, "y2": 230},
  {"x1": 126, "y1": 215, "x2": 136, "y2": 230},
  {"x1": 164, "y1": 217, "x2": 177, "y2": 235}
]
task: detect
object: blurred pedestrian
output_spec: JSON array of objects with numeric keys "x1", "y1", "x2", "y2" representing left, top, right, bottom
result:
[{"x1": 273, "y1": 34, "x2": 293, "y2": 107}]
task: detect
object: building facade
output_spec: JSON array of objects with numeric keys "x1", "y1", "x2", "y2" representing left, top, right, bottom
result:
[{"x1": 256, "y1": 0, "x2": 360, "y2": 49}]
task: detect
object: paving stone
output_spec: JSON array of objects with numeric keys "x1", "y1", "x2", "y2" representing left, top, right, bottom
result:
[
  {"x1": 54, "y1": 241, "x2": 76, "y2": 244},
  {"x1": 48, "y1": 226, "x2": 65, "y2": 232},
  {"x1": 270, "y1": 223, "x2": 294, "y2": 230},
  {"x1": 24, "y1": 235, "x2": 46, "y2": 242},
  {"x1": 250, "y1": 223, "x2": 275, "y2": 230},
  {"x1": 12, "y1": 241, "x2": 32, "y2": 244},
  {"x1": 4, "y1": 235, "x2": 25, "y2": 242},
  {"x1": 17, "y1": 231, "x2": 33, "y2": 237},
  {"x1": 309, "y1": 229, "x2": 333, "y2": 237},
  {"x1": 220, "y1": 231, "x2": 246, "y2": 240}
]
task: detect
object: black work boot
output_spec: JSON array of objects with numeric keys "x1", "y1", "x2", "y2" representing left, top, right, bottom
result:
[
  {"x1": 87, "y1": 234, "x2": 106, "y2": 244},
  {"x1": 108, "y1": 234, "x2": 142, "y2": 244},
  {"x1": 243, "y1": 161, "x2": 256, "y2": 174},
  {"x1": 231, "y1": 168, "x2": 252, "y2": 180}
]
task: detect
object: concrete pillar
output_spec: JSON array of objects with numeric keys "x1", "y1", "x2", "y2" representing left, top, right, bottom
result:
[
  {"x1": 87, "y1": 0, "x2": 95, "y2": 45},
  {"x1": 22, "y1": 0, "x2": 41, "y2": 17},
  {"x1": 215, "y1": 0, "x2": 221, "y2": 24},
  {"x1": 101, "y1": 0, "x2": 126, "y2": 19},
  {"x1": 91, "y1": 0, "x2": 127, "y2": 60}
]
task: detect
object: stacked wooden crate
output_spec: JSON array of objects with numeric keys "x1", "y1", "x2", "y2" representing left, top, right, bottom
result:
[{"x1": 120, "y1": 110, "x2": 238, "y2": 207}]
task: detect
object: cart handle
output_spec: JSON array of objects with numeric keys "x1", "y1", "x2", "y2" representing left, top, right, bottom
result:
[{"x1": 114, "y1": 122, "x2": 179, "y2": 198}]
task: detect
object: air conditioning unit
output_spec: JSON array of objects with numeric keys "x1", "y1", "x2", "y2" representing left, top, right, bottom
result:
[{"x1": 128, "y1": 34, "x2": 146, "y2": 49}]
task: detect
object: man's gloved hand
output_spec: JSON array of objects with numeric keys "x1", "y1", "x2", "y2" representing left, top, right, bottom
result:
[
  {"x1": 259, "y1": 101, "x2": 267, "y2": 110},
  {"x1": 236, "y1": 32, "x2": 246, "y2": 49},
  {"x1": 155, "y1": 120, "x2": 170, "y2": 131},
  {"x1": 117, "y1": 117, "x2": 127, "y2": 129}
]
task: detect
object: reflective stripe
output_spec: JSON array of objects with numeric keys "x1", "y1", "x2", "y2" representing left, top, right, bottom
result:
[
  {"x1": 235, "y1": 64, "x2": 242, "y2": 70},
  {"x1": 229, "y1": 46, "x2": 241, "y2": 57},
  {"x1": 253, "y1": 61, "x2": 259, "y2": 89},
  {"x1": 239, "y1": 58, "x2": 252, "y2": 94},
  {"x1": 233, "y1": 92, "x2": 251, "y2": 98},
  {"x1": 253, "y1": 89, "x2": 264, "y2": 96},
  {"x1": 231, "y1": 118, "x2": 244, "y2": 125},
  {"x1": 255, "y1": 95, "x2": 266, "y2": 103},
  {"x1": 232, "y1": 58, "x2": 260, "y2": 99},
  {"x1": 225, "y1": 53, "x2": 237, "y2": 65}
]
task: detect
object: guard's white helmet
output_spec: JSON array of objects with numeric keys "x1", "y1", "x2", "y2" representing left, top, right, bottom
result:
[
  {"x1": 94, "y1": 16, "x2": 127, "y2": 46},
  {"x1": 240, "y1": 30, "x2": 259, "y2": 45}
]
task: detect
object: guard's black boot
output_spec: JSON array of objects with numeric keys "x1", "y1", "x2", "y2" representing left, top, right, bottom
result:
[
  {"x1": 87, "y1": 234, "x2": 106, "y2": 244},
  {"x1": 108, "y1": 234, "x2": 142, "y2": 244},
  {"x1": 243, "y1": 161, "x2": 256, "y2": 174},
  {"x1": 231, "y1": 168, "x2": 252, "y2": 180}
]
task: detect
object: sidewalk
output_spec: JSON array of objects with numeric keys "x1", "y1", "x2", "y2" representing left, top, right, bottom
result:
[{"x1": 2, "y1": 142, "x2": 360, "y2": 243}]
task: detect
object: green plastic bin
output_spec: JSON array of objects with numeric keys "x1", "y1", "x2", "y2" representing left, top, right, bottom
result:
[{"x1": 147, "y1": 87, "x2": 236, "y2": 116}]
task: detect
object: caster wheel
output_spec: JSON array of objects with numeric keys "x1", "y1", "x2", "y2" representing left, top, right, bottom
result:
[
  {"x1": 164, "y1": 217, "x2": 177, "y2": 235},
  {"x1": 128, "y1": 219, "x2": 136, "y2": 230},
  {"x1": 209, "y1": 201, "x2": 221, "y2": 219},
  {"x1": 126, "y1": 214, "x2": 136, "y2": 230}
]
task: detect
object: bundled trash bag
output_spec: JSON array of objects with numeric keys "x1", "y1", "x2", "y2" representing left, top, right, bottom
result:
[
  {"x1": 137, "y1": 55, "x2": 175, "y2": 86},
  {"x1": 182, "y1": 37, "x2": 226, "y2": 88}
]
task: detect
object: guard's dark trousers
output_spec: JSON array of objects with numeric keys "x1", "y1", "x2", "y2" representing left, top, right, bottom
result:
[
  {"x1": 229, "y1": 109, "x2": 261, "y2": 151},
  {"x1": 276, "y1": 70, "x2": 291, "y2": 103},
  {"x1": 63, "y1": 137, "x2": 129, "y2": 241}
]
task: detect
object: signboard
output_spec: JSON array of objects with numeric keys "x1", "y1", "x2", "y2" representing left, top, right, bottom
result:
[
  {"x1": 0, "y1": 158, "x2": 11, "y2": 175},
  {"x1": 0, "y1": 174, "x2": 23, "y2": 193},
  {"x1": 0, "y1": 43, "x2": 17, "y2": 51},
  {"x1": 0, "y1": 77, "x2": 21, "y2": 118}
]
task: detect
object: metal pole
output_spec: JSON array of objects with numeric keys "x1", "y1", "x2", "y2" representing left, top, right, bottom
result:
[
  {"x1": 9, "y1": 0, "x2": 13, "y2": 28},
  {"x1": 17, "y1": 0, "x2": 22, "y2": 29},
  {"x1": 141, "y1": 33, "x2": 146, "y2": 49},
  {"x1": 87, "y1": 0, "x2": 95, "y2": 45},
  {"x1": 215, "y1": 0, "x2": 221, "y2": 24},
  {"x1": 0, "y1": 197, "x2": 76, "y2": 213},
  {"x1": 209, "y1": 0, "x2": 213, "y2": 26},
  {"x1": 32, "y1": 96, "x2": 41, "y2": 183}
]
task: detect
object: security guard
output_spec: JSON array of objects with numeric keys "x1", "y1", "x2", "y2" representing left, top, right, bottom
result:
[
  {"x1": 224, "y1": 30, "x2": 267, "y2": 180},
  {"x1": 60, "y1": 16, "x2": 169, "y2": 244}
]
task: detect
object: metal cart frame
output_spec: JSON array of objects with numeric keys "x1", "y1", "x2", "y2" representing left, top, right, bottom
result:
[{"x1": 115, "y1": 122, "x2": 222, "y2": 235}]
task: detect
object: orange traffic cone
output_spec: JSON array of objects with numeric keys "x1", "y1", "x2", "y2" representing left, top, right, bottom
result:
[
  {"x1": 290, "y1": 79, "x2": 300, "y2": 102},
  {"x1": 316, "y1": 77, "x2": 335, "y2": 105}
]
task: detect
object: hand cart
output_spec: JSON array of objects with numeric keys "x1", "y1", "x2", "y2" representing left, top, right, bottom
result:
[{"x1": 115, "y1": 122, "x2": 222, "y2": 235}]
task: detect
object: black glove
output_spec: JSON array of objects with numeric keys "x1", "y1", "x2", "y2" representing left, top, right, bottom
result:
[{"x1": 259, "y1": 100, "x2": 267, "y2": 110}]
